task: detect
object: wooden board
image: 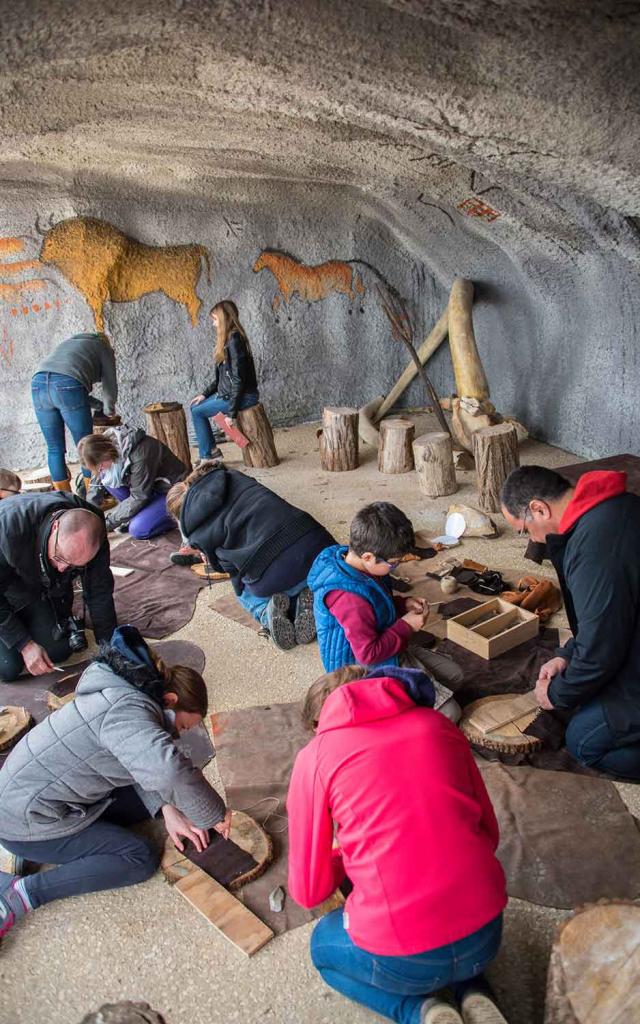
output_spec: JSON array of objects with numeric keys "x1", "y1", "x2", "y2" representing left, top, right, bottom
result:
[
  {"x1": 0, "y1": 705, "x2": 32, "y2": 751},
  {"x1": 466, "y1": 690, "x2": 539, "y2": 734},
  {"x1": 175, "y1": 864, "x2": 274, "y2": 957},
  {"x1": 447, "y1": 597, "x2": 539, "y2": 659},
  {"x1": 461, "y1": 694, "x2": 542, "y2": 752},
  {"x1": 190, "y1": 563, "x2": 230, "y2": 581}
]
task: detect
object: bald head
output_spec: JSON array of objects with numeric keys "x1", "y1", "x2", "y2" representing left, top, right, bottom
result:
[{"x1": 48, "y1": 508, "x2": 105, "y2": 572}]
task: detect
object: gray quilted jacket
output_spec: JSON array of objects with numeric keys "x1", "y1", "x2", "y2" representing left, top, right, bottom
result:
[{"x1": 0, "y1": 661, "x2": 226, "y2": 842}]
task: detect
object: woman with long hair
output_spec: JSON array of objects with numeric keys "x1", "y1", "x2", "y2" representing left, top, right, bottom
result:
[
  {"x1": 0, "y1": 624, "x2": 230, "y2": 940},
  {"x1": 190, "y1": 300, "x2": 260, "y2": 461}
]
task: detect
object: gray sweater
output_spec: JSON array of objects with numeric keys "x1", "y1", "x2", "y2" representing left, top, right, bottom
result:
[
  {"x1": 37, "y1": 333, "x2": 118, "y2": 414},
  {"x1": 0, "y1": 661, "x2": 226, "y2": 842}
]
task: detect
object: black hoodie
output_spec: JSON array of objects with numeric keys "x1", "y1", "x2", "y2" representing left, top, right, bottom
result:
[{"x1": 180, "y1": 464, "x2": 320, "y2": 594}]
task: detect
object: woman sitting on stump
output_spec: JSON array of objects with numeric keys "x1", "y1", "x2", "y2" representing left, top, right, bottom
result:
[
  {"x1": 167, "y1": 461, "x2": 335, "y2": 650},
  {"x1": 0, "y1": 625, "x2": 230, "y2": 939},
  {"x1": 78, "y1": 426, "x2": 187, "y2": 538},
  {"x1": 190, "y1": 299, "x2": 260, "y2": 462},
  {"x1": 288, "y1": 664, "x2": 508, "y2": 1024}
]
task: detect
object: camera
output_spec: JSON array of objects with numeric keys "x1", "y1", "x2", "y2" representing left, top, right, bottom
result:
[{"x1": 53, "y1": 615, "x2": 88, "y2": 653}]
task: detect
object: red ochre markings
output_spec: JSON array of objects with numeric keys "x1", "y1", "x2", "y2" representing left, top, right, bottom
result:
[
  {"x1": 8, "y1": 296, "x2": 70, "y2": 316},
  {"x1": 1, "y1": 328, "x2": 15, "y2": 366},
  {"x1": 0, "y1": 238, "x2": 23, "y2": 255},
  {"x1": 457, "y1": 197, "x2": 501, "y2": 222}
]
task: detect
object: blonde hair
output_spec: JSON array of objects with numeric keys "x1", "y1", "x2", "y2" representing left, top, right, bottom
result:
[
  {"x1": 77, "y1": 434, "x2": 119, "y2": 471},
  {"x1": 301, "y1": 665, "x2": 366, "y2": 731},
  {"x1": 0, "y1": 469, "x2": 21, "y2": 494},
  {"x1": 166, "y1": 459, "x2": 221, "y2": 520},
  {"x1": 150, "y1": 649, "x2": 208, "y2": 718},
  {"x1": 211, "y1": 299, "x2": 251, "y2": 364}
]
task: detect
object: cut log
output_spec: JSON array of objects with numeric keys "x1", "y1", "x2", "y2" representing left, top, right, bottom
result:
[
  {"x1": 472, "y1": 423, "x2": 519, "y2": 512},
  {"x1": 144, "y1": 402, "x2": 192, "y2": 473},
  {"x1": 413, "y1": 432, "x2": 457, "y2": 497},
  {"x1": 374, "y1": 304, "x2": 450, "y2": 422},
  {"x1": 448, "y1": 279, "x2": 489, "y2": 401},
  {"x1": 378, "y1": 418, "x2": 415, "y2": 474},
  {"x1": 318, "y1": 407, "x2": 359, "y2": 472},
  {"x1": 237, "y1": 403, "x2": 280, "y2": 468}
]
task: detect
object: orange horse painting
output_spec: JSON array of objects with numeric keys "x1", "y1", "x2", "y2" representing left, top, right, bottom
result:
[{"x1": 253, "y1": 250, "x2": 366, "y2": 311}]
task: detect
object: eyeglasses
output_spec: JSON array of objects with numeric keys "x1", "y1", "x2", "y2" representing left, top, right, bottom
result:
[
  {"x1": 518, "y1": 505, "x2": 532, "y2": 538},
  {"x1": 53, "y1": 528, "x2": 85, "y2": 571}
]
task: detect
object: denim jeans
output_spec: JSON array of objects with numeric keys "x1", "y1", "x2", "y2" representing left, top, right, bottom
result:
[
  {"x1": 191, "y1": 391, "x2": 259, "y2": 458},
  {"x1": 565, "y1": 698, "x2": 640, "y2": 780},
  {"x1": 31, "y1": 371, "x2": 94, "y2": 482},
  {"x1": 310, "y1": 909, "x2": 503, "y2": 1024},
  {"x1": 237, "y1": 578, "x2": 307, "y2": 624},
  {"x1": 104, "y1": 486, "x2": 176, "y2": 539},
  {"x1": 0, "y1": 787, "x2": 158, "y2": 908}
]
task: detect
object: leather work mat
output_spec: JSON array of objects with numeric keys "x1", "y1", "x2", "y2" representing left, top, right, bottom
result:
[
  {"x1": 479, "y1": 763, "x2": 640, "y2": 909},
  {"x1": 110, "y1": 530, "x2": 208, "y2": 639},
  {"x1": 0, "y1": 639, "x2": 206, "y2": 764},
  {"x1": 212, "y1": 701, "x2": 341, "y2": 935}
]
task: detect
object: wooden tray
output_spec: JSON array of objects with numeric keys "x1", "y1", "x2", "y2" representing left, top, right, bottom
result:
[{"x1": 446, "y1": 597, "x2": 539, "y2": 660}]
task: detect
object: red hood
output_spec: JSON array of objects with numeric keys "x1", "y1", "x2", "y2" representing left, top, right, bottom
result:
[
  {"x1": 559, "y1": 470, "x2": 627, "y2": 534},
  {"x1": 317, "y1": 677, "x2": 415, "y2": 733}
]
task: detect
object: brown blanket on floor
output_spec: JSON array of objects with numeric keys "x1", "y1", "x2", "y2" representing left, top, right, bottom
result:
[
  {"x1": 212, "y1": 701, "x2": 339, "y2": 935},
  {"x1": 110, "y1": 530, "x2": 209, "y2": 639},
  {"x1": 480, "y1": 763, "x2": 640, "y2": 908},
  {"x1": 0, "y1": 639, "x2": 206, "y2": 763}
]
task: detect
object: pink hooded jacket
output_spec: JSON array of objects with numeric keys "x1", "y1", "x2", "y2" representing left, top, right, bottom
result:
[{"x1": 287, "y1": 676, "x2": 507, "y2": 956}]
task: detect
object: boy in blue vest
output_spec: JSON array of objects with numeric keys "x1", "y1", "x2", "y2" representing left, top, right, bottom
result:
[{"x1": 308, "y1": 502, "x2": 461, "y2": 720}]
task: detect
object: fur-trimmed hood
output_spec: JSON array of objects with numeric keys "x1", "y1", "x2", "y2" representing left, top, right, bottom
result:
[{"x1": 81, "y1": 624, "x2": 164, "y2": 706}]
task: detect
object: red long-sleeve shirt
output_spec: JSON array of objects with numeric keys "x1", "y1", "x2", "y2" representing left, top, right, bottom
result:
[{"x1": 325, "y1": 589, "x2": 413, "y2": 665}]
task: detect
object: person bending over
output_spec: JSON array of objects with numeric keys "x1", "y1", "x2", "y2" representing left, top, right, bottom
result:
[
  {"x1": 79, "y1": 427, "x2": 187, "y2": 539},
  {"x1": 190, "y1": 300, "x2": 259, "y2": 461},
  {"x1": 0, "y1": 625, "x2": 230, "y2": 939},
  {"x1": 287, "y1": 664, "x2": 508, "y2": 1024},
  {"x1": 308, "y1": 502, "x2": 462, "y2": 721},
  {"x1": 501, "y1": 464, "x2": 640, "y2": 781},
  {"x1": 167, "y1": 461, "x2": 334, "y2": 651},
  {"x1": 0, "y1": 493, "x2": 116, "y2": 682},
  {"x1": 0, "y1": 470, "x2": 21, "y2": 500},
  {"x1": 31, "y1": 332, "x2": 118, "y2": 491}
]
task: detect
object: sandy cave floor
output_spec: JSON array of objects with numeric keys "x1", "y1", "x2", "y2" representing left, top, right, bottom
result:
[{"x1": 2, "y1": 418, "x2": 639, "y2": 1024}]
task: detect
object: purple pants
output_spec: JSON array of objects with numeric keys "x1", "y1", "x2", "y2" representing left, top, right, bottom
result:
[{"x1": 106, "y1": 486, "x2": 175, "y2": 540}]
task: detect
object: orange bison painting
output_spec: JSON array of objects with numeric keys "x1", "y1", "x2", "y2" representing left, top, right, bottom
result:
[
  {"x1": 38, "y1": 217, "x2": 211, "y2": 331},
  {"x1": 253, "y1": 250, "x2": 366, "y2": 311}
]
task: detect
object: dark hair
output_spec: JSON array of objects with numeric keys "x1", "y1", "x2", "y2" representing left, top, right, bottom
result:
[
  {"x1": 501, "y1": 466, "x2": 572, "y2": 516},
  {"x1": 0, "y1": 469, "x2": 21, "y2": 493},
  {"x1": 301, "y1": 665, "x2": 366, "y2": 731},
  {"x1": 150, "y1": 649, "x2": 209, "y2": 718},
  {"x1": 349, "y1": 501, "x2": 415, "y2": 559}
]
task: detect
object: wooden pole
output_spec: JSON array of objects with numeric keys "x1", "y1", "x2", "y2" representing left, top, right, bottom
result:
[
  {"x1": 144, "y1": 402, "x2": 192, "y2": 472},
  {"x1": 472, "y1": 422, "x2": 519, "y2": 512},
  {"x1": 378, "y1": 418, "x2": 415, "y2": 474},
  {"x1": 318, "y1": 407, "x2": 359, "y2": 472},
  {"x1": 413, "y1": 432, "x2": 457, "y2": 497},
  {"x1": 237, "y1": 403, "x2": 280, "y2": 468},
  {"x1": 449, "y1": 279, "x2": 490, "y2": 401},
  {"x1": 374, "y1": 304, "x2": 450, "y2": 422}
]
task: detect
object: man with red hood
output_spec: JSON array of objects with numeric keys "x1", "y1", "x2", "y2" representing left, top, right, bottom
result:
[{"x1": 501, "y1": 465, "x2": 640, "y2": 780}]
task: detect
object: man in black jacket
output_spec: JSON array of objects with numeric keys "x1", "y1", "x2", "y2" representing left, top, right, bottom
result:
[
  {"x1": 0, "y1": 492, "x2": 117, "y2": 681},
  {"x1": 501, "y1": 465, "x2": 640, "y2": 780}
]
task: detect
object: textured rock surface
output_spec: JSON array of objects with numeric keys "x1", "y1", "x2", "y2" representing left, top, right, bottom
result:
[{"x1": 1, "y1": 0, "x2": 639, "y2": 467}]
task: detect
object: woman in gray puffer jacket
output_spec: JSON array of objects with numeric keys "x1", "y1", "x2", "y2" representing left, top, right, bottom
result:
[{"x1": 0, "y1": 625, "x2": 229, "y2": 939}]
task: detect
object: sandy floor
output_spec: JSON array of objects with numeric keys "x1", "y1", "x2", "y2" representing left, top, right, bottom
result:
[{"x1": 3, "y1": 420, "x2": 638, "y2": 1024}]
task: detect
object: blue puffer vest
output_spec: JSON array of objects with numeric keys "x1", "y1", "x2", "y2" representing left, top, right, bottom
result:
[{"x1": 307, "y1": 544, "x2": 400, "y2": 672}]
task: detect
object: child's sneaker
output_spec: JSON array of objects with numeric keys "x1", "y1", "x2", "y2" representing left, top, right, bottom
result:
[
  {"x1": 265, "y1": 594, "x2": 297, "y2": 651},
  {"x1": 461, "y1": 991, "x2": 509, "y2": 1023},
  {"x1": 421, "y1": 998, "x2": 464, "y2": 1024},
  {"x1": 293, "y1": 587, "x2": 316, "y2": 645},
  {"x1": 0, "y1": 873, "x2": 31, "y2": 938}
]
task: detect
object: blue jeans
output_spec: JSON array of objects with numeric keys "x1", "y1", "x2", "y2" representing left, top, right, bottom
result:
[
  {"x1": 310, "y1": 909, "x2": 503, "y2": 1024},
  {"x1": 237, "y1": 578, "x2": 307, "y2": 624},
  {"x1": 0, "y1": 787, "x2": 158, "y2": 908},
  {"x1": 565, "y1": 698, "x2": 640, "y2": 780},
  {"x1": 191, "y1": 391, "x2": 259, "y2": 458},
  {"x1": 31, "y1": 371, "x2": 94, "y2": 482}
]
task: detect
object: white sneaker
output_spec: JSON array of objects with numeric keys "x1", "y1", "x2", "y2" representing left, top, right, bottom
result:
[
  {"x1": 422, "y1": 999, "x2": 464, "y2": 1024},
  {"x1": 461, "y1": 991, "x2": 509, "y2": 1023},
  {"x1": 0, "y1": 843, "x2": 23, "y2": 876}
]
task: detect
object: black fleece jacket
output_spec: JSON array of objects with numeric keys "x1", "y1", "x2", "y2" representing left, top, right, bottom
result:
[
  {"x1": 202, "y1": 331, "x2": 259, "y2": 418},
  {"x1": 547, "y1": 491, "x2": 640, "y2": 738},
  {"x1": 180, "y1": 464, "x2": 319, "y2": 595},
  {"x1": 0, "y1": 492, "x2": 116, "y2": 650}
]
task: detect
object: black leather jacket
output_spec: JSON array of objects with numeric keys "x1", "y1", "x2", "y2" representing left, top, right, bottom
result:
[{"x1": 203, "y1": 331, "x2": 258, "y2": 417}]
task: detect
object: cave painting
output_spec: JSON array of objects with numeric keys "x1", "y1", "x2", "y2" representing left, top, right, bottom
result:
[
  {"x1": 0, "y1": 237, "x2": 49, "y2": 304},
  {"x1": 457, "y1": 197, "x2": 501, "y2": 222},
  {"x1": 39, "y1": 217, "x2": 211, "y2": 332},
  {"x1": 253, "y1": 250, "x2": 366, "y2": 311}
]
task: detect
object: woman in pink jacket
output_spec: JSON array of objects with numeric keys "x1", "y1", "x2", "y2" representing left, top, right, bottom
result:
[{"x1": 287, "y1": 665, "x2": 508, "y2": 1024}]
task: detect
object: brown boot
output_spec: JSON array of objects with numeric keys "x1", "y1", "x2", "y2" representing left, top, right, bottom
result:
[{"x1": 52, "y1": 479, "x2": 72, "y2": 492}]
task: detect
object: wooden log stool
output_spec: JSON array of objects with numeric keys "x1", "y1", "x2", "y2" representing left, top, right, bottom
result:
[
  {"x1": 378, "y1": 417, "x2": 415, "y2": 474},
  {"x1": 237, "y1": 403, "x2": 280, "y2": 469},
  {"x1": 413, "y1": 431, "x2": 457, "y2": 497},
  {"x1": 318, "y1": 407, "x2": 359, "y2": 472},
  {"x1": 472, "y1": 422, "x2": 519, "y2": 512},
  {"x1": 144, "y1": 402, "x2": 192, "y2": 473}
]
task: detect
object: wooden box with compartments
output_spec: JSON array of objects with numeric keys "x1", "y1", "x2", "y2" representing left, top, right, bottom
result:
[{"x1": 446, "y1": 597, "x2": 539, "y2": 660}]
